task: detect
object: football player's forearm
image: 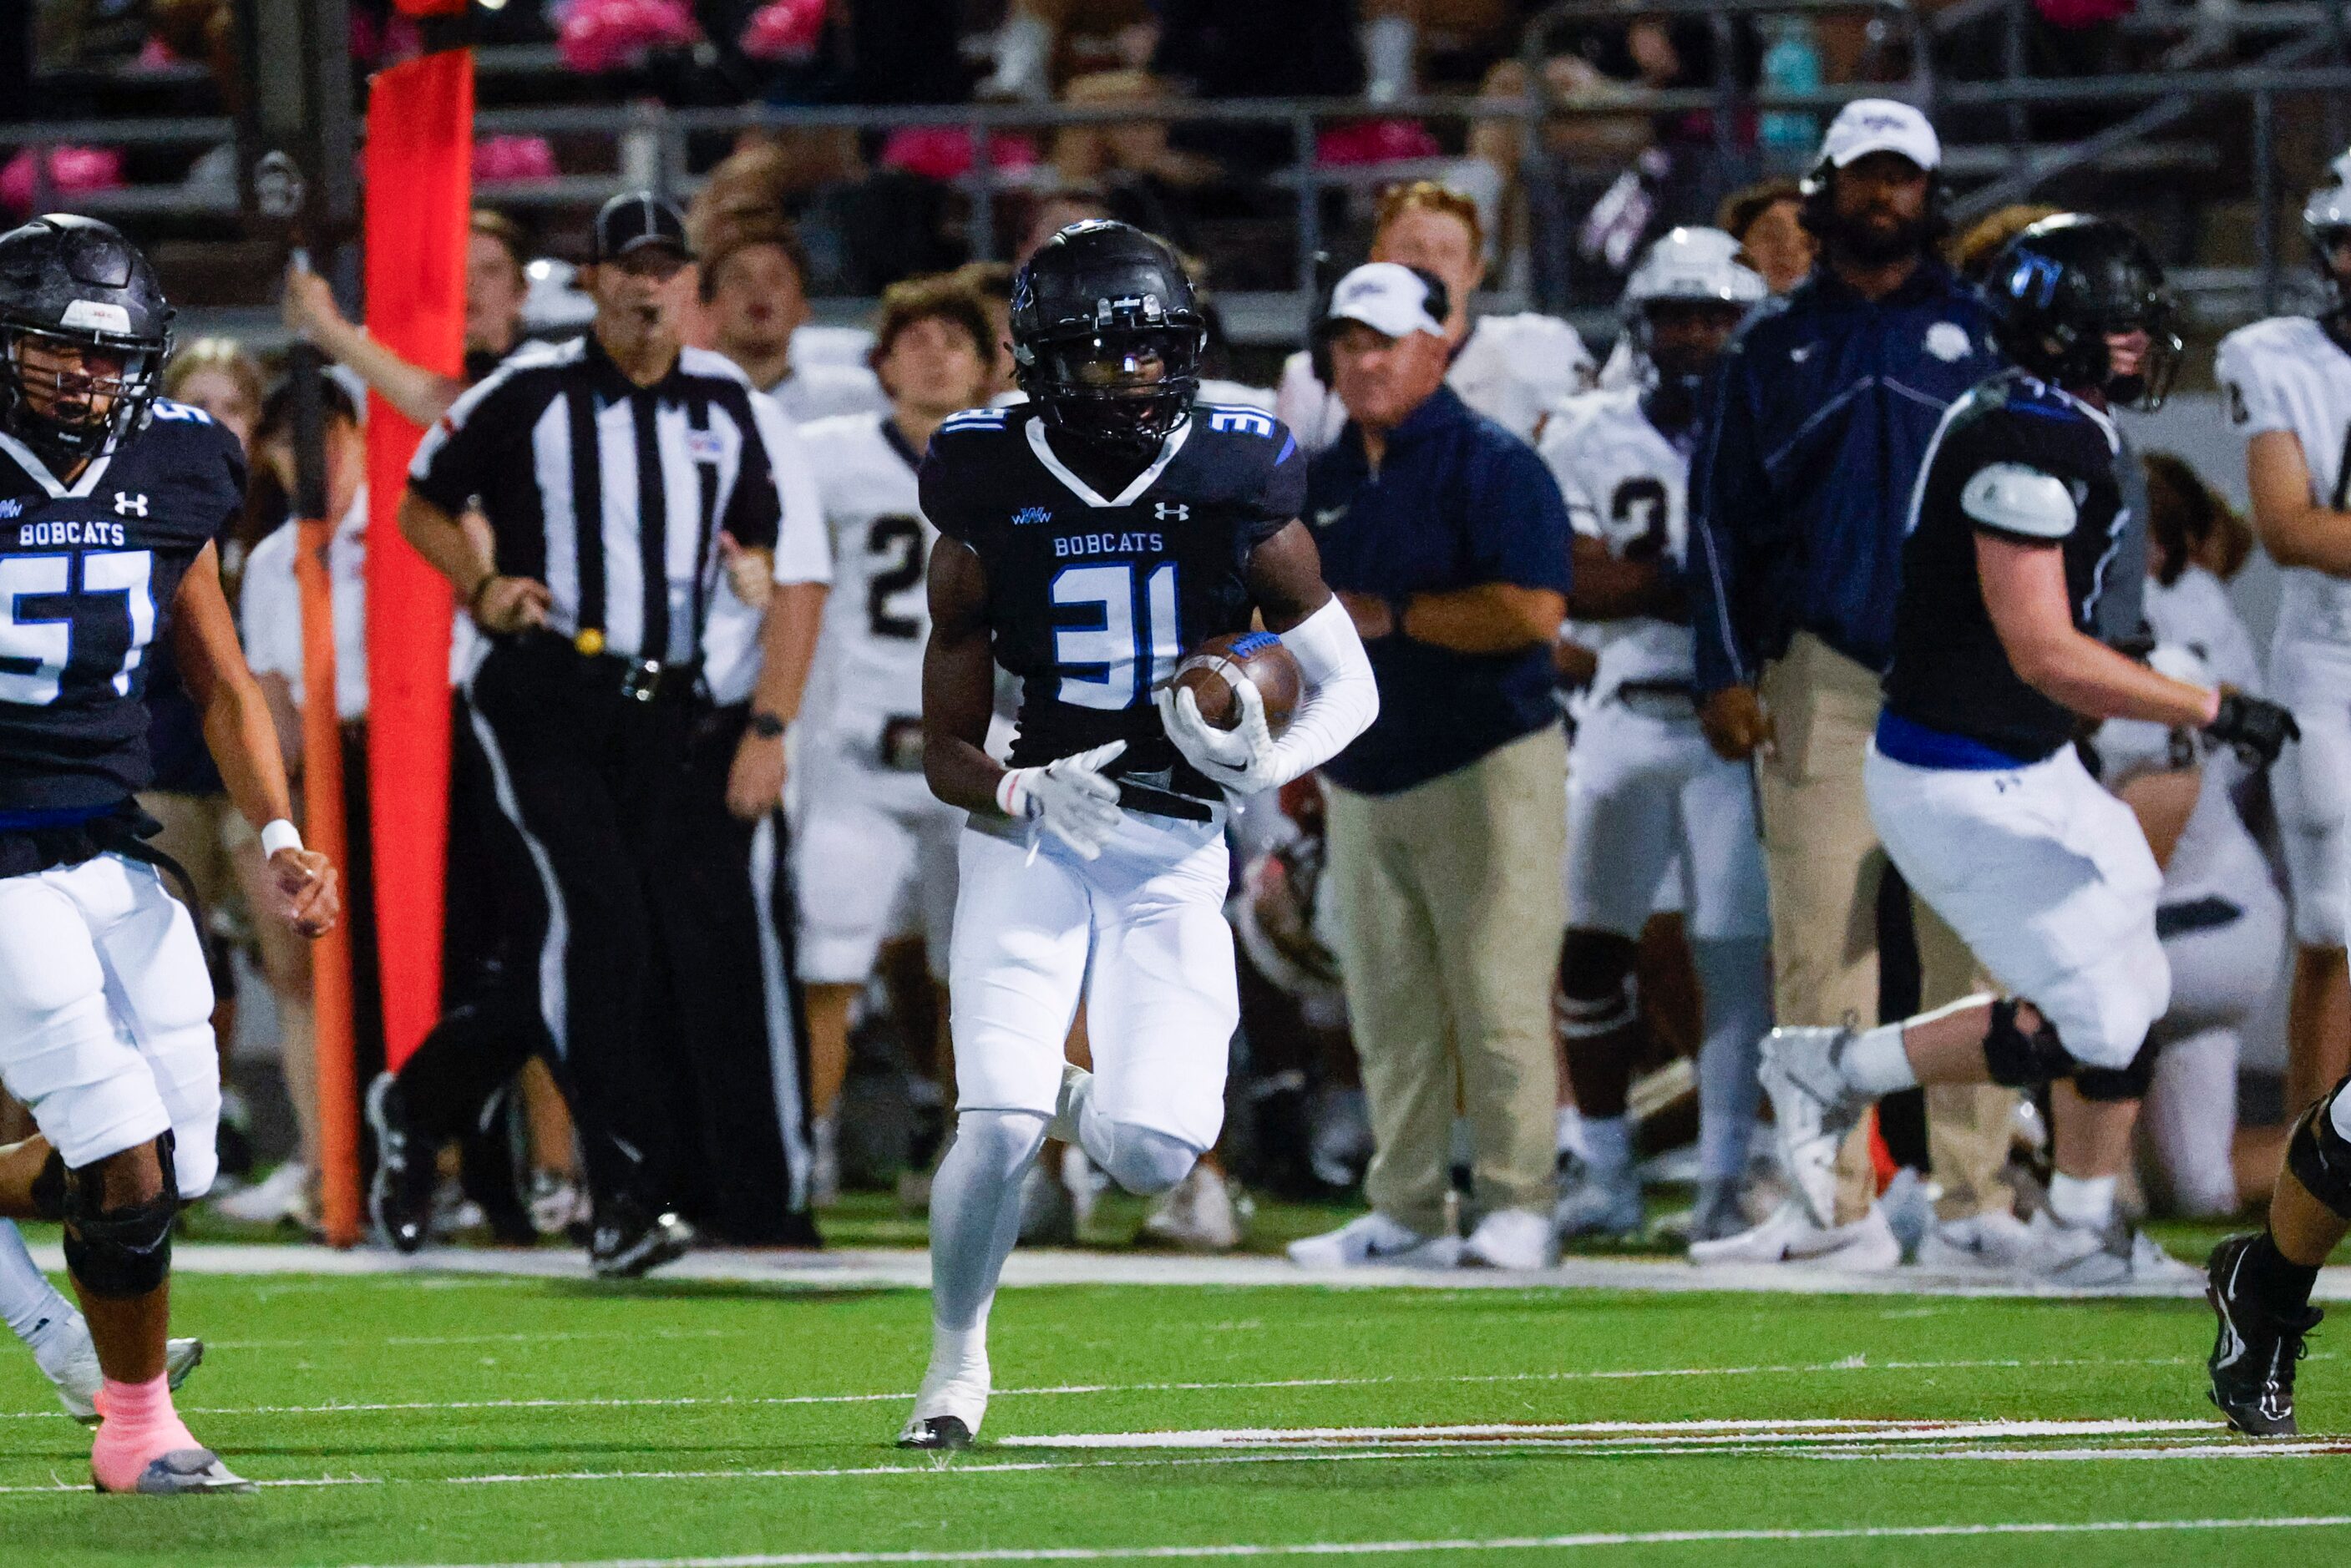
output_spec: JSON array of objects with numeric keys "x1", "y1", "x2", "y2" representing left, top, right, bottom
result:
[
  {"x1": 2013, "y1": 629, "x2": 2217, "y2": 730},
  {"x1": 204, "y1": 670, "x2": 298, "y2": 830},
  {"x1": 748, "y1": 582, "x2": 828, "y2": 722},
  {"x1": 1401, "y1": 584, "x2": 1566, "y2": 652}
]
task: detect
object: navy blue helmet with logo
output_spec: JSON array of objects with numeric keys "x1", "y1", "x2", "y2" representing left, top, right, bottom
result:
[
  {"x1": 1985, "y1": 214, "x2": 2180, "y2": 410},
  {"x1": 1011, "y1": 220, "x2": 1206, "y2": 454},
  {"x1": 0, "y1": 214, "x2": 174, "y2": 466}
]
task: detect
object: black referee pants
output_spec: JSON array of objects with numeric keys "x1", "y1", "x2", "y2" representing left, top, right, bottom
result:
[{"x1": 423, "y1": 635, "x2": 815, "y2": 1244}]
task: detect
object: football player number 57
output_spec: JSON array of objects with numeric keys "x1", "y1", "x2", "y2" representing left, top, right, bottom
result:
[
  {"x1": 0, "y1": 549, "x2": 155, "y2": 706},
  {"x1": 1053, "y1": 561, "x2": 1179, "y2": 711}
]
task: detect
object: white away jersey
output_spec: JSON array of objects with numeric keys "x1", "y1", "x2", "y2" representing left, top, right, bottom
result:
[
  {"x1": 1275, "y1": 312, "x2": 1594, "y2": 452},
  {"x1": 798, "y1": 412, "x2": 935, "y2": 756},
  {"x1": 1539, "y1": 387, "x2": 1692, "y2": 697},
  {"x1": 2218, "y1": 315, "x2": 2351, "y2": 643}
]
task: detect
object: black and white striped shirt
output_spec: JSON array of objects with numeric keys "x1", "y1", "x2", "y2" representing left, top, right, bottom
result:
[{"x1": 409, "y1": 334, "x2": 828, "y2": 695}]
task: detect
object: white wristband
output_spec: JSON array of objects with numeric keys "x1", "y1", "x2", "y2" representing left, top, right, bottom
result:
[{"x1": 260, "y1": 818, "x2": 304, "y2": 858}]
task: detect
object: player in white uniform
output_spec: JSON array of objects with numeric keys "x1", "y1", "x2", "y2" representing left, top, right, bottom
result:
[
  {"x1": 793, "y1": 279, "x2": 998, "y2": 1198},
  {"x1": 2216, "y1": 154, "x2": 2351, "y2": 1125},
  {"x1": 1275, "y1": 181, "x2": 1589, "y2": 450},
  {"x1": 1540, "y1": 230, "x2": 1771, "y2": 1245}
]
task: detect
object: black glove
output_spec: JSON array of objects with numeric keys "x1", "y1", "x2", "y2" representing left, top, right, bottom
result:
[{"x1": 2204, "y1": 690, "x2": 2300, "y2": 768}]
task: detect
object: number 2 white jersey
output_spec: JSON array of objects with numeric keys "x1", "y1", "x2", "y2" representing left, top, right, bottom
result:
[
  {"x1": 2217, "y1": 316, "x2": 2351, "y2": 644},
  {"x1": 798, "y1": 412, "x2": 936, "y2": 756},
  {"x1": 1538, "y1": 387, "x2": 1693, "y2": 698}
]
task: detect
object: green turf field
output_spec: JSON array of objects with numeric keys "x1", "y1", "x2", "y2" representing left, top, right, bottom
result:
[{"x1": 7, "y1": 1245, "x2": 2351, "y2": 1568}]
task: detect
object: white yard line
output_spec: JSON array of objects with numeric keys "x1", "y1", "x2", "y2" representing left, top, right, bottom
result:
[
  {"x1": 996, "y1": 1417, "x2": 2211, "y2": 1449},
  {"x1": 351, "y1": 1515, "x2": 2351, "y2": 1567}
]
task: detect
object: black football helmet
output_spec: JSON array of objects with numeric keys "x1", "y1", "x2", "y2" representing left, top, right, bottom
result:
[
  {"x1": 0, "y1": 214, "x2": 173, "y2": 468},
  {"x1": 1011, "y1": 220, "x2": 1205, "y2": 454},
  {"x1": 1984, "y1": 214, "x2": 2181, "y2": 411}
]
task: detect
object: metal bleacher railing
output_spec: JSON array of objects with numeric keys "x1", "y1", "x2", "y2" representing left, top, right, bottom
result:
[{"x1": 6, "y1": 0, "x2": 2348, "y2": 344}]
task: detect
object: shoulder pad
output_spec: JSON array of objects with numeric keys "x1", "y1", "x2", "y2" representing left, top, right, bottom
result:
[{"x1": 1960, "y1": 462, "x2": 2076, "y2": 539}]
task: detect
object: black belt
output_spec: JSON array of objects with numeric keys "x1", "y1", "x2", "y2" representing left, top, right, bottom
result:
[{"x1": 518, "y1": 631, "x2": 702, "y2": 703}]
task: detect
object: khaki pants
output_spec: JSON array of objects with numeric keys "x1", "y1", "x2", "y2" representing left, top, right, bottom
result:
[
  {"x1": 1756, "y1": 634, "x2": 2015, "y2": 1222},
  {"x1": 1325, "y1": 724, "x2": 1567, "y2": 1236}
]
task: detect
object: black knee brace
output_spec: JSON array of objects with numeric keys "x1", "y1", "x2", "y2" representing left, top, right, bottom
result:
[
  {"x1": 28, "y1": 1146, "x2": 64, "y2": 1222},
  {"x1": 1982, "y1": 999, "x2": 2077, "y2": 1088},
  {"x1": 2071, "y1": 1037, "x2": 2157, "y2": 1103},
  {"x1": 1558, "y1": 931, "x2": 1639, "y2": 1031},
  {"x1": 2288, "y1": 1079, "x2": 2351, "y2": 1222},
  {"x1": 61, "y1": 1133, "x2": 179, "y2": 1299}
]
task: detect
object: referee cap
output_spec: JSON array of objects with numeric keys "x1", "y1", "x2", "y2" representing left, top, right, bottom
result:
[{"x1": 591, "y1": 191, "x2": 692, "y2": 263}]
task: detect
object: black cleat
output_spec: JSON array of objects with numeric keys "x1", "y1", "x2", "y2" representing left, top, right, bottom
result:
[
  {"x1": 897, "y1": 1415, "x2": 973, "y2": 1451},
  {"x1": 2207, "y1": 1233, "x2": 2323, "y2": 1438},
  {"x1": 589, "y1": 1202, "x2": 695, "y2": 1279},
  {"x1": 365, "y1": 1072, "x2": 435, "y2": 1254}
]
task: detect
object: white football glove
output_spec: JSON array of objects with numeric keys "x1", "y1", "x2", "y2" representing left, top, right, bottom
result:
[
  {"x1": 1156, "y1": 676, "x2": 1280, "y2": 792},
  {"x1": 995, "y1": 740, "x2": 1127, "y2": 860}
]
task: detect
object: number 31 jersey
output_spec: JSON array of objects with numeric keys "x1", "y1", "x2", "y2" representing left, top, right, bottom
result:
[
  {"x1": 798, "y1": 411, "x2": 938, "y2": 757},
  {"x1": 1538, "y1": 387, "x2": 1693, "y2": 700},
  {"x1": 920, "y1": 402, "x2": 1305, "y2": 781},
  {"x1": 0, "y1": 403, "x2": 244, "y2": 812}
]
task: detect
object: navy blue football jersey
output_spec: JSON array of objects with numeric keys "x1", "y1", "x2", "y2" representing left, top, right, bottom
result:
[
  {"x1": 0, "y1": 402, "x2": 246, "y2": 812},
  {"x1": 920, "y1": 402, "x2": 1307, "y2": 790}
]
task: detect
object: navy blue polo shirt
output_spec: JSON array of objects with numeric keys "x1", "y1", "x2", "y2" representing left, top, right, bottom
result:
[{"x1": 1308, "y1": 384, "x2": 1572, "y2": 795}]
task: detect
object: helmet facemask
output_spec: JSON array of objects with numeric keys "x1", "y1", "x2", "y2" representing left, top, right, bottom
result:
[
  {"x1": 1630, "y1": 300, "x2": 1745, "y2": 402},
  {"x1": 1019, "y1": 322, "x2": 1202, "y2": 457},
  {"x1": 0, "y1": 322, "x2": 164, "y2": 468}
]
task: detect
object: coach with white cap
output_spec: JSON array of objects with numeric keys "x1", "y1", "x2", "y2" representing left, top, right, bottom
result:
[
  {"x1": 1289, "y1": 262, "x2": 1573, "y2": 1273},
  {"x1": 1685, "y1": 101, "x2": 2018, "y2": 1257}
]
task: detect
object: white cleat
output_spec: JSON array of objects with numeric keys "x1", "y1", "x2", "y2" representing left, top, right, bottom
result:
[
  {"x1": 2127, "y1": 1227, "x2": 2202, "y2": 1286},
  {"x1": 1757, "y1": 1027, "x2": 1867, "y2": 1227},
  {"x1": 107, "y1": 1446, "x2": 255, "y2": 1495},
  {"x1": 1044, "y1": 1064, "x2": 1092, "y2": 1146},
  {"x1": 1687, "y1": 1197, "x2": 1900, "y2": 1271},
  {"x1": 1141, "y1": 1165, "x2": 1244, "y2": 1252},
  {"x1": 1462, "y1": 1208, "x2": 1556, "y2": 1271},
  {"x1": 1553, "y1": 1166, "x2": 1644, "y2": 1242},
  {"x1": 212, "y1": 1161, "x2": 311, "y2": 1226},
  {"x1": 1287, "y1": 1211, "x2": 1461, "y2": 1269},
  {"x1": 1914, "y1": 1207, "x2": 2036, "y2": 1273},
  {"x1": 898, "y1": 1338, "x2": 990, "y2": 1450},
  {"x1": 2010, "y1": 1210, "x2": 2131, "y2": 1288},
  {"x1": 35, "y1": 1313, "x2": 204, "y2": 1426}
]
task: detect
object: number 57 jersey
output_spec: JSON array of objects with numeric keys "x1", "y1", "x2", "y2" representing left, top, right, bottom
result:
[
  {"x1": 919, "y1": 402, "x2": 1305, "y2": 785},
  {"x1": 0, "y1": 402, "x2": 244, "y2": 812}
]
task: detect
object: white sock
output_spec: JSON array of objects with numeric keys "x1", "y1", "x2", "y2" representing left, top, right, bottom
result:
[
  {"x1": 1842, "y1": 1024, "x2": 1919, "y2": 1095},
  {"x1": 2046, "y1": 1171, "x2": 2118, "y2": 1232},
  {"x1": 1694, "y1": 938, "x2": 1770, "y2": 1183},
  {"x1": 1580, "y1": 1115, "x2": 1632, "y2": 1180},
  {"x1": 0, "y1": 1220, "x2": 74, "y2": 1344},
  {"x1": 927, "y1": 1110, "x2": 1048, "y2": 1333}
]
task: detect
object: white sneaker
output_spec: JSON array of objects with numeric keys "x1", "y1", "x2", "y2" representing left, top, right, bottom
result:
[
  {"x1": 2128, "y1": 1227, "x2": 2202, "y2": 1286},
  {"x1": 810, "y1": 1112, "x2": 840, "y2": 1210},
  {"x1": 1687, "y1": 1197, "x2": 1899, "y2": 1271},
  {"x1": 1553, "y1": 1165, "x2": 1644, "y2": 1241},
  {"x1": 32, "y1": 1312, "x2": 205, "y2": 1425},
  {"x1": 2011, "y1": 1209, "x2": 2131, "y2": 1287},
  {"x1": 1757, "y1": 1026, "x2": 1867, "y2": 1227},
  {"x1": 1016, "y1": 1162, "x2": 1077, "y2": 1246},
  {"x1": 1878, "y1": 1167, "x2": 1938, "y2": 1260},
  {"x1": 1462, "y1": 1208, "x2": 1555, "y2": 1271},
  {"x1": 527, "y1": 1171, "x2": 590, "y2": 1237},
  {"x1": 898, "y1": 1328, "x2": 990, "y2": 1450},
  {"x1": 1916, "y1": 1207, "x2": 2035, "y2": 1272},
  {"x1": 1045, "y1": 1064, "x2": 1092, "y2": 1145},
  {"x1": 213, "y1": 1161, "x2": 310, "y2": 1225},
  {"x1": 1287, "y1": 1211, "x2": 1461, "y2": 1269},
  {"x1": 1062, "y1": 1145, "x2": 1102, "y2": 1234},
  {"x1": 1141, "y1": 1165, "x2": 1244, "y2": 1252}
]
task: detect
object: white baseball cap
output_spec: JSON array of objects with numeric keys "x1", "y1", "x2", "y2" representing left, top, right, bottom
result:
[
  {"x1": 1323, "y1": 262, "x2": 1447, "y2": 341},
  {"x1": 1817, "y1": 99, "x2": 1940, "y2": 173}
]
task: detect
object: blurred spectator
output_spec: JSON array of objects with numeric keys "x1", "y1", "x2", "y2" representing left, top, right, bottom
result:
[
  {"x1": 1016, "y1": 186, "x2": 1115, "y2": 266},
  {"x1": 1688, "y1": 102, "x2": 2014, "y2": 1260},
  {"x1": 978, "y1": 0, "x2": 1158, "y2": 103},
  {"x1": 1051, "y1": 69, "x2": 1219, "y2": 258},
  {"x1": 163, "y1": 337, "x2": 263, "y2": 466},
  {"x1": 1290, "y1": 264, "x2": 1571, "y2": 1272},
  {"x1": 701, "y1": 219, "x2": 885, "y2": 421},
  {"x1": 951, "y1": 260, "x2": 1019, "y2": 399},
  {"x1": 1278, "y1": 180, "x2": 1592, "y2": 450},
  {"x1": 1718, "y1": 179, "x2": 1813, "y2": 295},
  {"x1": 215, "y1": 376, "x2": 381, "y2": 1227},
  {"x1": 1948, "y1": 203, "x2": 2065, "y2": 281}
]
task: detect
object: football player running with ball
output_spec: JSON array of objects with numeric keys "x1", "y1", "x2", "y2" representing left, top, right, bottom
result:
[
  {"x1": 1756, "y1": 216, "x2": 2297, "y2": 1283},
  {"x1": 902, "y1": 221, "x2": 1376, "y2": 1449},
  {"x1": 0, "y1": 215, "x2": 337, "y2": 1491}
]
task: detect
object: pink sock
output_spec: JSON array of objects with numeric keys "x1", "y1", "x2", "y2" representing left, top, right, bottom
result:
[{"x1": 89, "y1": 1373, "x2": 199, "y2": 1492}]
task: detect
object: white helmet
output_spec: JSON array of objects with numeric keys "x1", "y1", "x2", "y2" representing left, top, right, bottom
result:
[
  {"x1": 1620, "y1": 227, "x2": 1765, "y2": 391},
  {"x1": 2305, "y1": 148, "x2": 2351, "y2": 309}
]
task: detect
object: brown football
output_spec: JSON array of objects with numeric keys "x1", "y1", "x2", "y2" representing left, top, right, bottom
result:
[{"x1": 1172, "y1": 630, "x2": 1302, "y2": 737}]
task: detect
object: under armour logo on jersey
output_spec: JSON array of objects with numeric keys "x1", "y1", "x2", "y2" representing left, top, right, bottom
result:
[
  {"x1": 1155, "y1": 503, "x2": 1189, "y2": 522},
  {"x1": 1012, "y1": 505, "x2": 1053, "y2": 526},
  {"x1": 114, "y1": 493, "x2": 148, "y2": 518}
]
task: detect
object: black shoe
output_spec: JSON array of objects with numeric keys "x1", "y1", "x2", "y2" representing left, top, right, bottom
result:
[
  {"x1": 589, "y1": 1201, "x2": 695, "y2": 1279},
  {"x1": 365, "y1": 1073, "x2": 435, "y2": 1254},
  {"x1": 2207, "y1": 1233, "x2": 2323, "y2": 1438},
  {"x1": 897, "y1": 1415, "x2": 972, "y2": 1451}
]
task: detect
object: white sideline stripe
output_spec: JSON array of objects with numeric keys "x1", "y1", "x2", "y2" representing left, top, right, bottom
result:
[
  {"x1": 0, "y1": 1352, "x2": 2220, "y2": 1423},
  {"x1": 996, "y1": 1418, "x2": 2210, "y2": 1449},
  {"x1": 352, "y1": 1515, "x2": 2351, "y2": 1566}
]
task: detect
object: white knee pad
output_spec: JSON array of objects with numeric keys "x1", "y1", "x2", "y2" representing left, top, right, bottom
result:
[
  {"x1": 2034, "y1": 936, "x2": 2170, "y2": 1072},
  {"x1": 1086, "y1": 1116, "x2": 1203, "y2": 1196}
]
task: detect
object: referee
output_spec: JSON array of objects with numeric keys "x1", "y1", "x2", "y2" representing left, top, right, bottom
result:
[{"x1": 393, "y1": 191, "x2": 832, "y2": 1275}]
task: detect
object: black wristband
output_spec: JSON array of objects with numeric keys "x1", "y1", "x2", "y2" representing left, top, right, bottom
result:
[{"x1": 748, "y1": 711, "x2": 786, "y2": 739}]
